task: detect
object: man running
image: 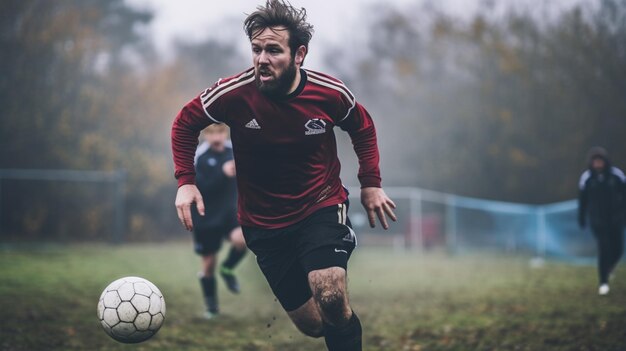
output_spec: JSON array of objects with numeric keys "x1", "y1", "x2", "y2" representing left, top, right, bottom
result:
[{"x1": 172, "y1": 1, "x2": 396, "y2": 349}]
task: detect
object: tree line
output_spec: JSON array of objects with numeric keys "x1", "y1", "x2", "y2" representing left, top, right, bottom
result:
[
  {"x1": 332, "y1": 0, "x2": 626, "y2": 203},
  {"x1": 1, "y1": 0, "x2": 624, "y2": 241}
]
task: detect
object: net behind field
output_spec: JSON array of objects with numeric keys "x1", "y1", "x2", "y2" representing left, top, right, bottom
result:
[{"x1": 348, "y1": 187, "x2": 615, "y2": 262}]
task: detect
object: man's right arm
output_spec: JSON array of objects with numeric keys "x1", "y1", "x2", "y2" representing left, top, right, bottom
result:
[
  {"x1": 172, "y1": 97, "x2": 213, "y2": 231},
  {"x1": 172, "y1": 97, "x2": 213, "y2": 187}
]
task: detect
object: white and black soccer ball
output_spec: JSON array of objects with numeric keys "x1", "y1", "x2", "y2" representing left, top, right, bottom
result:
[{"x1": 97, "y1": 276, "x2": 166, "y2": 343}]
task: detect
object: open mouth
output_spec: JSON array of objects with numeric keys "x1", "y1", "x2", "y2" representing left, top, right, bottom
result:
[{"x1": 258, "y1": 68, "x2": 273, "y2": 81}]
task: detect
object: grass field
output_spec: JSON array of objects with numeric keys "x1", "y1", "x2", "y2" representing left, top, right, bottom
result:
[{"x1": 1, "y1": 241, "x2": 625, "y2": 351}]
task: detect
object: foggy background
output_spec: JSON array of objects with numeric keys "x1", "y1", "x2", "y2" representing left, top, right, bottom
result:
[{"x1": 1, "y1": 0, "x2": 625, "y2": 242}]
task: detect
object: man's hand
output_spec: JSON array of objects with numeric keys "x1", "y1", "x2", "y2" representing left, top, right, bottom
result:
[
  {"x1": 223, "y1": 160, "x2": 236, "y2": 178},
  {"x1": 361, "y1": 187, "x2": 397, "y2": 230},
  {"x1": 175, "y1": 184, "x2": 204, "y2": 231}
]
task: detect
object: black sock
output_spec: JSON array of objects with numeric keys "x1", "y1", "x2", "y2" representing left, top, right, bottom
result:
[
  {"x1": 597, "y1": 233, "x2": 611, "y2": 284},
  {"x1": 222, "y1": 247, "x2": 246, "y2": 270},
  {"x1": 199, "y1": 276, "x2": 218, "y2": 313},
  {"x1": 323, "y1": 311, "x2": 362, "y2": 351}
]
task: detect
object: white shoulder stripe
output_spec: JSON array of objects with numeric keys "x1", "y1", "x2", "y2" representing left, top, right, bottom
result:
[
  {"x1": 579, "y1": 170, "x2": 591, "y2": 190},
  {"x1": 307, "y1": 71, "x2": 355, "y2": 103},
  {"x1": 200, "y1": 77, "x2": 224, "y2": 100},
  {"x1": 308, "y1": 76, "x2": 355, "y2": 104},
  {"x1": 201, "y1": 69, "x2": 254, "y2": 106},
  {"x1": 306, "y1": 71, "x2": 357, "y2": 122},
  {"x1": 306, "y1": 70, "x2": 347, "y2": 87},
  {"x1": 612, "y1": 167, "x2": 626, "y2": 182},
  {"x1": 200, "y1": 70, "x2": 255, "y2": 122},
  {"x1": 202, "y1": 75, "x2": 255, "y2": 111},
  {"x1": 307, "y1": 76, "x2": 356, "y2": 122},
  {"x1": 338, "y1": 104, "x2": 356, "y2": 123}
]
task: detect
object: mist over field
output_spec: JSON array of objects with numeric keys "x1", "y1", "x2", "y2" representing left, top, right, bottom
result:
[{"x1": 1, "y1": 0, "x2": 625, "y2": 240}]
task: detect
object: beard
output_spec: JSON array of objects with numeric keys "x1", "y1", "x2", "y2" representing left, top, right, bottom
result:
[{"x1": 255, "y1": 59, "x2": 297, "y2": 98}]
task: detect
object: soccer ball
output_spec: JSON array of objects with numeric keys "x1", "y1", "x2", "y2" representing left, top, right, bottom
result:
[{"x1": 97, "y1": 276, "x2": 166, "y2": 343}]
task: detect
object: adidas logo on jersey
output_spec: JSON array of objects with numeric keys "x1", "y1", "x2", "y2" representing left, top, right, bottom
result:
[{"x1": 245, "y1": 119, "x2": 261, "y2": 129}]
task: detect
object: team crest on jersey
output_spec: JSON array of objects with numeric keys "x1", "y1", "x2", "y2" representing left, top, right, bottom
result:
[{"x1": 305, "y1": 118, "x2": 327, "y2": 135}]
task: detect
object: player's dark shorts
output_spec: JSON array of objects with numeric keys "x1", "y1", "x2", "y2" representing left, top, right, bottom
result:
[
  {"x1": 242, "y1": 200, "x2": 357, "y2": 312},
  {"x1": 193, "y1": 214, "x2": 239, "y2": 255}
]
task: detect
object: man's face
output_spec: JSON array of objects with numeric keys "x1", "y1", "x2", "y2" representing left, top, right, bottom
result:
[
  {"x1": 592, "y1": 157, "x2": 606, "y2": 172},
  {"x1": 251, "y1": 26, "x2": 298, "y2": 96}
]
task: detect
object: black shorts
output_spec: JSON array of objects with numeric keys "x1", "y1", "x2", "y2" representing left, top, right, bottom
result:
[
  {"x1": 242, "y1": 201, "x2": 357, "y2": 312},
  {"x1": 193, "y1": 214, "x2": 239, "y2": 255}
]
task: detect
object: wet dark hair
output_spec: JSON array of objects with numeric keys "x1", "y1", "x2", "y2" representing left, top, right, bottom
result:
[{"x1": 244, "y1": 0, "x2": 314, "y2": 63}]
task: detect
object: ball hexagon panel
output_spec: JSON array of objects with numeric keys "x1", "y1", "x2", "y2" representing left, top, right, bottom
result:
[
  {"x1": 103, "y1": 308, "x2": 120, "y2": 327},
  {"x1": 103, "y1": 291, "x2": 121, "y2": 309},
  {"x1": 124, "y1": 276, "x2": 144, "y2": 283},
  {"x1": 117, "y1": 282, "x2": 135, "y2": 301},
  {"x1": 97, "y1": 299, "x2": 105, "y2": 320},
  {"x1": 149, "y1": 313, "x2": 164, "y2": 331},
  {"x1": 117, "y1": 302, "x2": 137, "y2": 323},
  {"x1": 133, "y1": 282, "x2": 152, "y2": 297},
  {"x1": 145, "y1": 280, "x2": 163, "y2": 297},
  {"x1": 148, "y1": 293, "x2": 162, "y2": 315},
  {"x1": 134, "y1": 312, "x2": 152, "y2": 331},
  {"x1": 131, "y1": 294, "x2": 150, "y2": 312},
  {"x1": 160, "y1": 295, "x2": 166, "y2": 316},
  {"x1": 106, "y1": 278, "x2": 127, "y2": 291},
  {"x1": 111, "y1": 322, "x2": 135, "y2": 338}
]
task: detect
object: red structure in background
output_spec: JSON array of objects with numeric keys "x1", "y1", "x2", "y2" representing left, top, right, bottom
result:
[{"x1": 405, "y1": 213, "x2": 443, "y2": 250}]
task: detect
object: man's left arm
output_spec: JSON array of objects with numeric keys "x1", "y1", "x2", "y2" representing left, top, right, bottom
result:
[{"x1": 338, "y1": 102, "x2": 396, "y2": 229}]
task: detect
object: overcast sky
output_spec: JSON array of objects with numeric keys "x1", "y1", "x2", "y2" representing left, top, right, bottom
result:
[
  {"x1": 125, "y1": 0, "x2": 480, "y2": 68},
  {"x1": 125, "y1": 0, "x2": 584, "y2": 70}
]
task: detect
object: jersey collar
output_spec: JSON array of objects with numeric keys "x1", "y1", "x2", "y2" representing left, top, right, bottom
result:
[{"x1": 278, "y1": 69, "x2": 307, "y2": 100}]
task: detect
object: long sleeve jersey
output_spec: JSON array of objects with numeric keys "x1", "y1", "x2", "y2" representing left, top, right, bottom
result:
[{"x1": 172, "y1": 68, "x2": 381, "y2": 229}]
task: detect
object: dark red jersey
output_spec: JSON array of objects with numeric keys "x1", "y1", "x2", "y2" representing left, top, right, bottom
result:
[{"x1": 172, "y1": 68, "x2": 381, "y2": 229}]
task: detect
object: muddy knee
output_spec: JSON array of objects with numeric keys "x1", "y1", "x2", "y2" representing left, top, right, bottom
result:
[{"x1": 315, "y1": 288, "x2": 350, "y2": 324}]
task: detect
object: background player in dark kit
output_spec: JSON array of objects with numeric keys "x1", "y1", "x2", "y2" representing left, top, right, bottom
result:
[
  {"x1": 578, "y1": 146, "x2": 626, "y2": 295},
  {"x1": 192, "y1": 124, "x2": 246, "y2": 318},
  {"x1": 172, "y1": 1, "x2": 396, "y2": 350}
]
